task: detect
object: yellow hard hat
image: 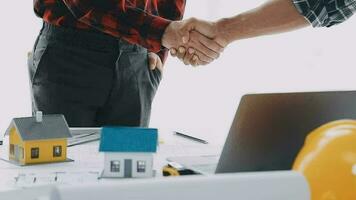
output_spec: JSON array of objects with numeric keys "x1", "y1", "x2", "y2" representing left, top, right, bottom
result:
[{"x1": 293, "y1": 120, "x2": 356, "y2": 200}]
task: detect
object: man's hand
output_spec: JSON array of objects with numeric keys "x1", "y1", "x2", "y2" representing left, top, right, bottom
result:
[
  {"x1": 162, "y1": 18, "x2": 221, "y2": 48},
  {"x1": 163, "y1": 18, "x2": 228, "y2": 67},
  {"x1": 162, "y1": 18, "x2": 226, "y2": 66},
  {"x1": 148, "y1": 52, "x2": 163, "y2": 73},
  {"x1": 171, "y1": 31, "x2": 228, "y2": 66}
]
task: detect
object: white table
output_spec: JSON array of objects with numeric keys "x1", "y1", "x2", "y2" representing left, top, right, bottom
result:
[{"x1": 0, "y1": 129, "x2": 222, "y2": 191}]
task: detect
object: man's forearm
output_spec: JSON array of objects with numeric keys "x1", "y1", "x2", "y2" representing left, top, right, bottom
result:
[
  {"x1": 217, "y1": 0, "x2": 310, "y2": 43},
  {"x1": 62, "y1": 0, "x2": 171, "y2": 52}
]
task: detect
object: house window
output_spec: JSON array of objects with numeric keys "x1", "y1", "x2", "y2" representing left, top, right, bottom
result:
[
  {"x1": 10, "y1": 144, "x2": 14, "y2": 155},
  {"x1": 53, "y1": 146, "x2": 62, "y2": 157},
  {"x1": 110, "y1": 161, "x2": 120, "y2": 172},
  {"x1": 31, "y1": 148, "x2": 39, "y2": 159},
  {"x1": 137, "y1": 161, "x2": 146, "y2": 173}
]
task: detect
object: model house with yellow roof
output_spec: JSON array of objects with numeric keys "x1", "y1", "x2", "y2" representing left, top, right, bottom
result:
[{"x1": 5, "y1": 112, "x2": 72, "y2": 165}]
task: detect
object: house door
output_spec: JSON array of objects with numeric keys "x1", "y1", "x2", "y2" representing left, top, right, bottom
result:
[{"x1": 124, "y1": 159, "x2": 132, "y2": 178}]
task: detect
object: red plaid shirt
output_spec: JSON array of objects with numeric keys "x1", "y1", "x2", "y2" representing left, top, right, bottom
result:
[{"x1": 34, "y1": 0, "x2": 186, "y2": 63}]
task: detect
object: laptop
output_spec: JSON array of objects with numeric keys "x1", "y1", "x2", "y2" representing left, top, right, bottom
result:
[{"x1": 169, "y1": 90, "x2": 356, "y2": 174}]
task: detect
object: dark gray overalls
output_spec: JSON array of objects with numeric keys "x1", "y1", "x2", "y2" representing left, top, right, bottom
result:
[{"x1": 28, "y1": 22, "x2": 162, "y2": 127}]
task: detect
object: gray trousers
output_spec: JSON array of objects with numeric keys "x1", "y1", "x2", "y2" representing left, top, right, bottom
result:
[{"x1": 28, "y1": 23, "x2": 162, "y2": 127}]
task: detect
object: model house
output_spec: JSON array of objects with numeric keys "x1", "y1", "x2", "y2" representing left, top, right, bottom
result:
[
  {"x1": 5, "y1": 112, "x2": 72, "y2": 165},
  {"x1": 99, "y1": 127, "x2": 158, "y2": 178}
]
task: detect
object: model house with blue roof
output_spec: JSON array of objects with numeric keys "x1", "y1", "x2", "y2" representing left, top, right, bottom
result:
[{"x1": 99, "y1": 127, "x2": 158, "y2": 178}]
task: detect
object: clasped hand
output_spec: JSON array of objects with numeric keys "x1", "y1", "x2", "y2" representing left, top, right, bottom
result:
[{"x1": 162, "y1": 18, "x2": 228, "y2": 67}]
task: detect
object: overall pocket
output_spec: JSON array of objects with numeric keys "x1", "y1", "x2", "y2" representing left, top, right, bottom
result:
[
  {"x1": 30, "y1": 37, "x2": 50, "y2": 85},
  {"x1": 118, "y1": 51, "x2": 161, "y2": 106},
  {"x1": 127, "y1": 52, "x2": 162, "y2": 89},
  {"x1": 149, "y1": 65, "x2": 162, "y2": 89}
]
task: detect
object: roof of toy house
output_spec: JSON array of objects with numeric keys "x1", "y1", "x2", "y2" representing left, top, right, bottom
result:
[
  {"x1": 99, "y1": 127, "x2": 158, "y2": 153},
  {"x1": 6, "y1": 114, "x2": 72, "y2": 141}
]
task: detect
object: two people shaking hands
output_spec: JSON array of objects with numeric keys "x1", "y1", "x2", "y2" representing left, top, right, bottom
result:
[
  {"x1": 161, "y1": 0, "x2": 354, "y2": 68},
  {"x1": 30, "y1": 0, "x2": 355, "y2": 127}
]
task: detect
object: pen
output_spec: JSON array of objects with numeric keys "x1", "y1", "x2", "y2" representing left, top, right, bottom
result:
[
  {"x1": 67, "y1": 132, "x2": 100, "y2": 147},
  {"x1": 174, "y1": 131, "x2": 208, "y2": 144}
]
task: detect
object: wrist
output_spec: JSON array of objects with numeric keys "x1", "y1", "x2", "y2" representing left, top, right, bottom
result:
[
  {"x1": 161, "y1": 27, "x2": 170, "y2": 48},
  {"x1": 161, "y1": 21, "x2": 177, "y2": 49},
  {"x1": 212, "y1": 19, "x2": 229, "y2": 47},
  {"x1": 216, "y1": 16, "x2": 245, "y2": 44},
  {"x1": 216, "y1": 18, "x2": 233, "y2": 44}
]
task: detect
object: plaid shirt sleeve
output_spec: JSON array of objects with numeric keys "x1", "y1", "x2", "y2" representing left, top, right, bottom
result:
[
  {"x1": 292, "y1": 0, "x2": 356, "y2": 27},
  {"x1": 62, "y1": 0, "x2": 175, "y2": 53}
]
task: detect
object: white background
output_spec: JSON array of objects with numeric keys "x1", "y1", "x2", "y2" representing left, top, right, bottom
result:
[{"x1": 1, "y1": 1, "x2": 355, "y2": 144}]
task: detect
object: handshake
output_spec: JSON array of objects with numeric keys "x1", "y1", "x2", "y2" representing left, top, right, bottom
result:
[{"x1": 162, "y1": 18, "x2": 229, "y2": 67}]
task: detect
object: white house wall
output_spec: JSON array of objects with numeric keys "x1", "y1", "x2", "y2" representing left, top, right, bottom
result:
[{"x1": 103, "y1": 153, "x2": 153, "y2": 178}]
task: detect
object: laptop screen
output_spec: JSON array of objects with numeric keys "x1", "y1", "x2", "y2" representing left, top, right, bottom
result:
[{"x1": 216, "y1": 91, "x2": 356, "y2": 173}]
